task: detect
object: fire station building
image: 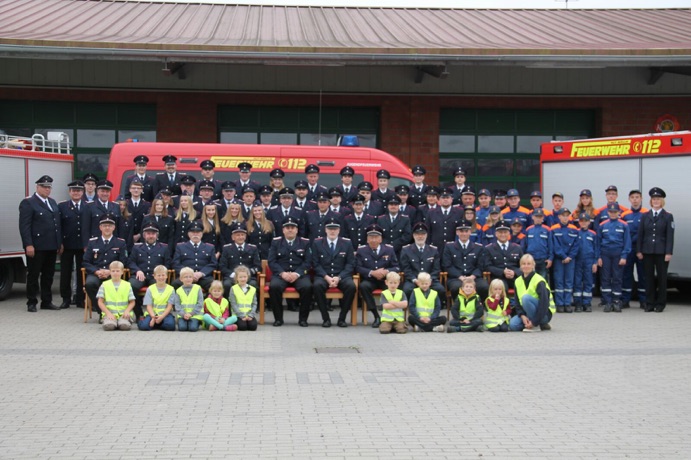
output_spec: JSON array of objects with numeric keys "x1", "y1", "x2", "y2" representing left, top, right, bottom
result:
[{"x1": 1, "y1": 1, "x2": 690, "y2": 193}]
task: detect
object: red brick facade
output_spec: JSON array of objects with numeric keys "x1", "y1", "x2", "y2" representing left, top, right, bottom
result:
[{"x1": 2, "y1": 88, "x2": 690, "y2": 183}]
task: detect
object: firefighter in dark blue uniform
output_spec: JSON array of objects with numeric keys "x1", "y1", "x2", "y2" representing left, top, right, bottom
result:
[
  {"x1": 396, "y1": 185, "x2": 418, "y2": 223},
  {"x1": 121, "y1": 155, "x2": 155, "y2": 202},
  {"x1": 304, "y1": 164, "x2": 328, "y2": 201},
  {"x1": 269, "y1": 168, "x2": 286, "y2": 206},
  {"x1": 268, "y1": 187, "x2": 305, "y2": 236},
  {"x1": 153, "y1": 155, "x2": 182, "y2": 197},
  {"x1": 127, "y1": 222, "x2": 171, "y2": 318},
  {"x1": 328, "y1": 187, "x2": 351, "y2": 218},
  {"x1": 293, "y1": 180, "x2": 318, "y2": 213},
  {"x1": 427, "y1": 187, "x2": 463, "y2": 250},
  {"x1": 335, "y1": 166, "x2": 358, "y2": 205},
  {"x1": 268, "y1": 217, "x2": 313, "y2": 327},
  {"x1": 377, "y1": 196, "x2": 412, "y2": 257},
  {"x1": 304, "y1": 193, "x2": 342, "y2": 242},
  {"x1": 372, "y1": 169, "x2": 396, "y2": 204},
  {"x1": 219, "y1": 222, "x2": 261, "y2": 295},
  {"x1": 196, "y1": 159, "x2": 224, "y2": 199},
  {"x1": 637, "y1": 187, "x2": 675, "y2": 313},
  {"x1": 357, "y1": 181, "x2": 384, "y2": 217},
  {"x1": 19, "y1": 175, "x2": 62, "y2": 312},
  {"x1": 172, "y1": 221, "x2": 217, "y2": 291},
  {"x1": 236, "y1": 162, "x2": 262, "y2": 194},
  {"x1": 597, "y1": 202, "x2": 631, "y2": 312},
  {"x1": 356, "y1": 224, "x2": 400, "y2": 328},
  {"x1": 82, "y1": 180, "x2": 123, "y2": 246},
  {"x1": 311, "y1": 218, "x2": 357, "y2": 328},
  {"x1": 408, "y1": 165, "x2": 429, "y2": 208},
  {"x1": 126, "y1": 178, "x2": 152, "y2": 246},
  {"x1": 399, "y1": 223, "x2": 445, "y2": 300},
  {"x1": 82, "y1": 173, "x2": 98, "y2": 203},
  {"x1": 58, "y1": 180, "x2": 86, "y2": 309},
  {"x1": 218, "y1": 181, "x2": 239, "y2": 218},
  {"x1": 343, "y1": 194, "x2": 375, "y2": 251},
  {"x1": 483, "y1": 220, "x2": 523, "y2": 293},
  {"x1": 416, "y1": 186, "x2": 439, "y2": 225},
  {"x1": 442, "y1": 219, "x2": 488, "y2": 300},
  {"x1": 82, "y1": 214, "x2": 128, "y2": 316},
  {"x1": 451, "y1": 167, "x2": 470, "y2": 206},
  {"x1": 621, "y1": 189, "x2": 647, "y2": 308}
]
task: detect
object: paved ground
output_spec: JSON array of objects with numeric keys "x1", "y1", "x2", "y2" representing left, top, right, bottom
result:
[{"x1": 1, "y1": 281, "x2": 690, "y2": 459}]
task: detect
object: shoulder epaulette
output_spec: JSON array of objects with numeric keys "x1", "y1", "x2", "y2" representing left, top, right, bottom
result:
[
  {"x1": 223, "y1": 243, "x2": 233, "y2": 247},
  {"x1": 618, "y1": 219, "x2": 628, "y2": 225},
  {"x1": 588, "y1": 229, "x2": 596, "y2": 235},
  {"x1": 341, "y1": 237, "x2": 351, "y2": 241},
  {"x1": 134, "y1": 242, "x2": 143, "y2": 246},
  {"x1": 116, "y1": 237, "x2": 125, "y2": 241},
  {"x1": 156, "y1": 172, "x2": 166, "y2": 176},
  {"x1": 526, "y1": 225, "x2": 535, "y2": 231},
  {"x1": 160, "y1": 242, "x2": 168, "y2": 246},
  {"x1": 402, "y1": 243, "x2": 411, "y2": 248},
  {"x1": 567, "y1": 224, "x2": 578, "y2": 230},
  {"x1": 550, "y1": 224, "x2": 560, "y2": 230},
  {"x1": 383, "y1": 244, "x2": 394, "y2": 248},
  {"x1": 541, "y1": 225, "x2": 551, "y2": 231},
  {"x1": 59, "y1": 200, "x2": 68, "y2": 204},
  {"x1": 300, "y1": 237, "x2": 309, "y2": 242},
  {"x1": 273, "y1": 236, "x2": 282, "y2": 240},
  {"x1": 89, "y1": 237, "x2": 97, "y2": 241}
]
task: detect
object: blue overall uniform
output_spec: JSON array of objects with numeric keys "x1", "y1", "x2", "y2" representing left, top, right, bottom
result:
[
  {"x1": 524, "y1": 224, "x2": 552, "y2": 280},
  {"x1": 597, "y1": 218, "x2": 631, "y2": 307},
  {"x1": 622, "y1": 207, "x2": 647, "y2": 305},
  {"x1": 550, "y1": 223, "x2": 579, "y2": 307},
  {"x1": 573, "y1": 228, "x2": 599, "y2": 308}
]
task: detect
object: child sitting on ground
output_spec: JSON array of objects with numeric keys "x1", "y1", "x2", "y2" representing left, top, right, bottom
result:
[
  {"x1": 138, "y1": 265, "x2": 176, "y2": 331},
  {"x1": 485, "y1": 278, "x2": 511, "y2": 332},
  {"x1": 447, "y1": 278, "x2": 483, "y2": 333},
  {"x1": 378, "y1": 271, "x2": 408, "y2": 334},
  {"x1": 175, "y1": 267, "x2": 204, "y2": 332},
  {"x1": 408, "y1": 272, "x2": 447, "y2": 332},
  {"x1": 97, "y1": 261, "x2": 135, "y2": 331},
  {"x1": 229, "y1": 265, "x2": 258, "y2": 331},
  {"x1": 203, "y1": 280, "x2": 238, "y2": 331}
]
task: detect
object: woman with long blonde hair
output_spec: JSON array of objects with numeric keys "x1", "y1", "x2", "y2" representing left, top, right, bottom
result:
[
  {"x1": 573, "y1": 189, "x2": 596, "y2": 227},
  {"x1": 174, "y1": 195, "x2": 198, "y2": 244},
  {"x1": 246, "y1": 203, "x2": 275, "y2": 260},
  {"x1": 142, "y1": 198, "x2": 175, "y2": 247},
  {"x1": 201, "y1": 203, "x2": 222, "y2": 257},
  {"x1": 221, "y1": 202, "x2": 244, "y2": 245}
]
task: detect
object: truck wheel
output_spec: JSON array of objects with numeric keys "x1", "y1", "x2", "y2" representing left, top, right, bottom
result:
[
  {"x1": 0, "y1": 262, "x2": 14, "y2": 301},
  {"x1": 675, "y1": 281, "x2": 691, "y2": 296}
]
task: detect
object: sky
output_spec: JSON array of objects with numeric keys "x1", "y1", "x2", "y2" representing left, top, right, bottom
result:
[{"x1": 143, "y1": 0, "x2": 690, "y2": 8}]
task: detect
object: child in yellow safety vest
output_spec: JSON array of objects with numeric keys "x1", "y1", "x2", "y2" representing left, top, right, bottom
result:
[
  {"x1": 96, "y1": 261, "x2": 136, "y2": 331},
  {"x1": 175, "y1": 267, "x2": 204, "y2": 332},
  {"x1": 408, "y1": 272, "x2": 447, "y2": 332},
  {"x1": 484, "y1": 278, "x2": 511, "y2": 332},
  {"x1": 378, "y1": 271, "x2": 408, "y2": 334},
  {"x1": 229, "y1": 265, "x2": 258, "y2": 331},
  {"x1": 203, "y1": 280, "x2": 238, "y2": 331},
  {"x1": 447, "y1": 278, "x2": 484, "y2": 333},
  {"x1": 138, "y1": 265, "x2": 176, "y2": 331}
]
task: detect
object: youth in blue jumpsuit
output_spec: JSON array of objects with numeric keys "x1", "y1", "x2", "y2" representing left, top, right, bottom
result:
[
  {"x1": 597, "y1": 203, "x2": 631, "y2": 312},
  {"x1": 550, "y1": 209, "x2": 579, "y2": 312},
  {"x1": 573, "y1": 213, "x2": 599, "y2": 312}
]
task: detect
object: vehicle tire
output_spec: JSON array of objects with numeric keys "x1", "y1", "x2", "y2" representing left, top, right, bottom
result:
[
  {"x1": 0, "y1": 261, "x2": 14, "y2": 301},
  {"x1": 674, "y1": 281, "x2": 691, "y2": 296}
]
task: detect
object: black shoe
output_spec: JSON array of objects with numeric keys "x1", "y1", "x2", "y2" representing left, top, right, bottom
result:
[
  {"x1": 299, "y1": 320, "x2": 309, "y2": 327},
  {"x1": 40, "y1": 303, "x2": 60, "y2": 310},
  {"x1": 322, "y1": 320, "x2": 331, "y2": 328},
  {"x1": 645, "y1": 305, "x2": 656, "y2": 312},
  {"x1": 564, "y1": 306, "x2": 574, "y2": 313},
  {"x1": 59, "y1": 301, "x2": 71, "y2": 309},
  {"x1": 655, "y1": 305, "x2": 665, "y2": 313},
  {"x1": 71, "y1": 295, "x2": 77, "y2": 305},
  {"x1": 612, "y1": 303, "x2": 622, "y2": 313},
  {"x1": 273, "y1": 320, "x2": 284, "y2": 327},
  {"x1": 337, "y1": 320, "x2": 348, "y2": 328},
  {"x1": 603, "y1": 304, "x2": 612, "y2": 313},
  {"x1": 371, "y1": 318, "x2": 381, "y2": 328},
  {"x1": 27, "y1": 304, "x2": 37, "y2": 313},
  {"x1": 621, "y1": 302, "x2": 631, "y2": 309}
]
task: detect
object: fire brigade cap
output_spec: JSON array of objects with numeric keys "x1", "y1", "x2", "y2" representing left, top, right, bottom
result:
[
  {"x1": 506, "y1": 189, "x2": 520, "y2": 198},
  {"x1": 560, "y1": 207, "x2": 572, "y2": 215},
  {"x1": 242, "y1": 186, "x2": 256, "y2": 195},
  {"x1": 258, "y1": 185, "x2": 273, "y2": 195},
  {"x1": 221, "y1": 181, "x2": 236, "y2": 191},
  {"x1": 162, "y1": 155, "x2": 177, "y2": 165},
  {"x1": 350, "y1": 194, "x2": 366, "y2": 204},
  {"x1": 530, "y1": 190, "x2": 542, "y2": 198},
  {"x1": 315, "y1": 193, "x2": 330, "y2": 202},
  {"x1": 325, "y1": 217, "x2": 341, "y2": 229},
  {"x1": 463, "y1": 205, "x2": 476, "y2": 214},
  {"x1": 454, "y1": 167, "x2": 466, "y2": 177},
  {"x1": 366, "y1": 224, "x2": 384, "y2": 236},
  {"x1": 376, "y1": 169, "x2": 391, "y2": 179},
  {"x1": 340, "y1": 166, "x2": 355, "y2": 176},
  {"x1": 294, "y1": 180, "x2": 308, "y2": 189},
  {"x1": 282, "y1": 216, "x2": 299, "y2": 227},
  {"x1": 395, "y1": 185, "x2": 410, "y2": 195},
  {"x1": 82, "y1": 173, "x2": 98, "y2": 183},
  {"x1": 607, "y1": 202, "x2": 620, "y2": 212},
  {"x1": 629, "y1": 189, "x2": 642, "y2": 196},
  {"x1": 158, "y1": 186, "x2": 172, "y2": 196},
  {"x1": 510, "y1": 218, "x2": 523, "y2": 226},
  {"x1": 413, "y1": 222, "x2": 428, "y2": 234},
  {"x1": 238, "y1": 162, "x2": 252, "y2": 172},
  {"x1": 580, "y1": 189, "x2": 592, "y2": 197},
  {"x1": 578, "y1": 212, "x2": 591, "y2": 221},
  {"x1": 488, "y1": 205, "x2": 501, "y2": 214},
  {"x1": 99, "y1": 213, "x2": 117, "y2": 225},
  {"x1": 478, "y1": 188, "x2": 491, "y2": 197},
  {"x1": 456, "y1": 219, "x2": 472, "y2": 231},
  {"x1": 188, "y1": 221, "x2": 203, "y2": 232},
  {"x1": 305, "y1": 164, "x2": 320, "y2": 174},
  {"x1": 387, "y1": 196, "x2": 401, "y2": 205},
  {"x1": 67, "y1": 180, "x2": 85, "y2": 190},
  {"x1": 440, "y1": 187, "x2": 454, "y2": 197},
  {"x1": 532, "y1": 208, "x2": 545, "y2": 217},
  {"x1": 328, "y1": 187, "x2": 342, "y2": 197},
  {"x1": 605, "y1": 185, "x2": 618, "y2": 192},
  {"x1": 358, "y1": 181, "x2": 373, "y2": 191},
  {"x1": 425, "y1": 186, "x2": 439, "y2": 196},
  {"x1": 552, "y1": 192, "x2": 564, "y2": 199},
  {"x1": 200, "y1": 159, "x2": 215, "y2": 170},
  {"x1": 495, "y1": 221, "x2": 511, "y2": 232},
  {"x1": 649, "y1": 187, "x2": 666, "y2": 198},
  {"x1": 270, "y1": 168, "x2": 285, "y2": 178},
  {"x1": 462, "y1": 187, "x2": 476, "y2": 196},
  {"x1": 198, "y1": 180, "x2": 215, "y2": 191},
  {"x1": 179, "y1": 175, "x2": 196, "y2": 185},
  {"x1": 412, "y1": 165, "x2": 426, "y2": 175},
  {"x1": 35, "y1": 175, "x2": 53, "y2": 187},
  {"x1": 142, "y1": 222, "x2": 159, "y2": 233},
  {"x1": 96, "y1": 179, "x2": 113, "y2": 190},
  {"x1": 134, "y1": 155, "x2": 149, "y2": 165},
  {"x1": 494, "y1": 189, "x2": 507, "y2": 198},
  {"x1": 279, "y1": 187, "x2": 295, "y2": 197},
  {"x1": 129, "y1": 177, "x2": 143, "y2": 187},
  {"x1": 231, "y1": 222, "x2": 248, "y2": 234},
  {"x1": 115, "y1": 195, "x2": 127, "y2": 202}
]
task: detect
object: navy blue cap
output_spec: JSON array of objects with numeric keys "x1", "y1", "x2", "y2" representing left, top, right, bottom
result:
[
  {"x1": 340, "y1": 166, "x2": 355, "y2": 176},
  {"x1": 279, "y1": 187, "x2": 295, "y2": 197},
  {"x1": 578, "y1": 212, "x2": 591, "y2": 221},
  {"x1": 412, "y1": 165, "x2": 426, "y2": 175},
  {"x1": 552, "y1": 192, "x2": 564, "y2": 198},
  {"x1": 488, "y1": 205, "x2": 501, "y2": 214},
  {"x1": 350, "y1": 194, "x2": 366, "y2": 204},
  {"x1": 387, "y1": 196, "x2": 401, "y2": 205},
  {"x1": 606, "y1": 203, "x2": 619, "y2": 212},
  {"x1": 494, "y1": 189, "x2": 507, "y2": 198},
  {"x1": 35, "y1": 176, "x2": 52, "y2": 188},
  {"x1": 580, "y1": 189, "x2": 592, "y2": 197},
  {"x1": 231, "y1": 222, "x2": 247, "y2": 234},
  {"x1": 158, "y1": 186, "x2": 172, "y2": 195},
  {"x1": 162, "y1": 155, "x2": 177, "y2": 165},
  {"x1": 412, "y1": 222, "x2": 428, "y2": 233},
  {"x1": 238, "y1": 162, "x2": 252, "y2": 172},
  {"x1": 142, "y1": 222, "x2": 159, "y2": 233},
  {"x1": 440, "y1": 187, "x2": 454, "y2": 197},
  {"x1": 97, "y1": 180, "x2": 113, "y2": 189},
  {"x1": 454, "y1": 167, "x2": 466, "y2": 177},
  {"x1": 463, "y1": 205, "x2": 476, "y2": 214},
  {"x1": 198, "y1": 180, "x2": 215, "y2": 191},
  {"x1": 366, "y1": 224, "x2": 384, "y2": 236},
  {"x1": 376, "y1": 169, "x2": 390, "y2": 179},
  {"x1": 629, "y1": 189, "x2": 642, "y2": 196},
  {"x1": 357, "y1": 181, "x2": 373, "y2": 191},
  {"x1": 99, "y1": 213, "x2": 117, "y2": 225},
  {"x1": 478, "y1": 188, "x2": 491, "y2": 197},
  {"x1": 241, "y1": 186, "x2": 256, "y2": 195},
  {"x1": 649, "y1": 187, "x2": 666, "y2": 198},
  {"x1": 179, "y1": 175, "x2": 196, "y2": 185},
  {"x1": 67, "y1": 180, "x2": 85, "y2": 190},
  {"x1": 315, "y1": 193, "x2": 330, "y2": 201},
  {"x1": 506, "y1": 189, "x2": 520, "y2": 198},
  {"x1": 510, "y1": 218, "x2": 523, "y2": 226},
  {"x1": 328, "y1": 187, "x2": 342, "y2": 197},
  {"x1": 258, "y1": 185, "x2": 273, "y2": 195},
  {"x1": 560, "y1": 207, "x2": 572, "y2": 215},
  {"x1": 294, "y1": 180, "x2": 308, "y2": 189},
  {"x1": 532, "y1": 208, "x2": 545, "y2": 216},
  {"x1": 188, "y1": 221, "x2": 204, "y2": 232},
  {"x1": 129, "y1": 177, "x2": 143, "y2": 186},
  {"x1": 82, "y1": 173, "x2": 98, "y2": 183},
  {"x1": 134, "y1": 155, "x2": 149, "y2": 165},
  {"x1": 221, "y1": 181, "x2": 236, "y2": 191},
  {"x1": 200, "y1": 159, "x2": 215, "y2": 170},
  {"x1": 395, "y1": 185, "x2": 410, "y2": 195},
  {"x1": 305, "y1": 164, "x2": 320, "y2": 174},
  {"x1": 270, "y1": 168, "x2": 285, "y2": 178},
  {"x1": 605, "y1": 185, "x2": 618, "y2": 192},
  {"x1": 530, "y1": 190, "x2": 542, "y2": 198},
  {"x1": 425, "y1": 186, "x2": 439, "y2": 196},
  {"x1": 456, "y1": 219, "x2": 472, "y2": 230},
  {"x1": 461, "y1": 187, "x2": 476, "y2": 196},
  {"x1": 282, "y1": 216, "x2": 299, "y2": 227},
  {"x1": 325, "y1": 217, "x2": 341, "y2": 228},
  {"x1": 495, "y1": 220, "x2": 511, "y2": 231}
]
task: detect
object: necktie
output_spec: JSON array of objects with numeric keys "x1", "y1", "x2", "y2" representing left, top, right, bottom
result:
[
  {"x1": 419, "y1": 246, "x2": 424, "y2": 254},
  {"x1": 310, "y1": 187, "x2": 315, "y2": 194},
  {"x1": 238, "y1": 245, "x2": 243, "y2": 252},
  {"x1": 288, "y1": 240, "x2": 293, "y2": 248},
  {"x1": 330, "y1": 242, "x2": 336, "y2": 254},
  {"x1": 462, "y1": 243, "x2": 467, "y2": 250},
  {"x1": 227, "y1": 201, "x2": 231, "y2": 206},
  {"x1": 169, "y1": 174, "x2": 174, "y2": 182},
  {"x1": 345, "y1": 187, "x2": 349, "y2": 194},
  {"x1": 104, "y1": 239, "x2": 110, "y2": 246},
  {"x1": 357, "y1": 216, "x2": 361, "y2": 222},
  {"x1": 444, "y1": 210, "x2": 448, "y2": 217},
  {"x1": 193, "y1": 244, "x2": 198, "y2": 250},
  {"x1": 75, "y1": 202, "x2": 80, "y2": 212},
  {"x1": 502, "y1": 244, "x2": 507, "y2": 252},
  {"x1": 654, "y1": 211, "x2": 659, "y2": 218},
  {"x1": 134, "y1": 201, "x2": 138, "y2": 209}
]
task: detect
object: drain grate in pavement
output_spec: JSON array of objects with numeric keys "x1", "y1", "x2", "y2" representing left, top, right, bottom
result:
[{"x1": 314, "y1": 346, "x2": 360, "y2": 354}]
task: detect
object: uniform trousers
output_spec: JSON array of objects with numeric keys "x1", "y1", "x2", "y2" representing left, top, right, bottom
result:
[
  {"x1": 622, "y1": 251, "x2": 647, "y2": 304},
  {"x1": 552, "y1": 259, "x2": 575, "y2": 306},
  {"x1": 643, "y1": 254, "x2": 669, "y2": 310},
  {"x1": 59, "y1": 248, "x2": 84, "y2": 306},
  {"x1": 573, "y1": 257, "x2": 594, "y2": 307},
  {"x1": 312, "y1": 277, "x2": 356, "y2": 323},
  {"x1": 269, "y1": 275, "x2": 313, "y2": 322},
  {"x1": 85, "y1": 274, "x2": 105, "y2": 315},
  {"x1": 26, "y1": 250, "x2": 57, "y2": 306},
  {"x1": 600, "y1": 253, "x2": 623, "y2": 305},
  {"x1": 408, "y1": 315, "x2": 447, "y2": 332},
  {"x1": 359, "y1": 279, "x2": 387, "y2": 321},
  {"x1": 447, "y1": 277, "x2": 488, "y2": 301}
]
